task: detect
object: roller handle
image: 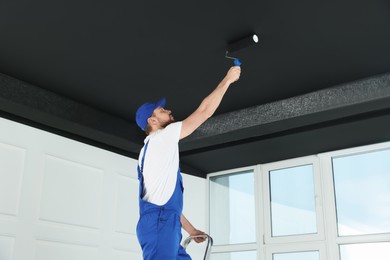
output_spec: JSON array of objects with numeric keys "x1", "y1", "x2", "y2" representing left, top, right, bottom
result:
[{"x1": 234, "y1": 58, "x2": 242, "y2": 66}]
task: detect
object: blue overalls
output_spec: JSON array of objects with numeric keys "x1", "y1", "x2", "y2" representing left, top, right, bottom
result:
[{"x1": 136, "y1": 141, "x2": 191, "y2": 260}]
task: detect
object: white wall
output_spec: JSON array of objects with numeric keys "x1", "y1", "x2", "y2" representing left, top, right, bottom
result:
[{"x1": 0, "y1": 117, "x2": 206, "y2": 260}]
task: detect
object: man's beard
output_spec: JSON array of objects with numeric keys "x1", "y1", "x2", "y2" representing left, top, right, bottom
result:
[{"x1": 160, "y1": 116, "x2": 175, "y2": 128}]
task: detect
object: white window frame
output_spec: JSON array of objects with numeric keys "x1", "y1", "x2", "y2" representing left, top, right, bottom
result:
[
  {"x1": 319, "y1": 141, "x2": 390, "y2": 260},
  {"x1": 206, "y1": 141, "x2": 390, "y2": 260},
  {"x1": 207, "y1": 166, "x2": 260, "y2": 257},
  {"x1": 265, "y1": 242, "x2": 327, "y2": 260},
  {"x1": 261, "y1": 155, "x2": 325, "y2": 245}
]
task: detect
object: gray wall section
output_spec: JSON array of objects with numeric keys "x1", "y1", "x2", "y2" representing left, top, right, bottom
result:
[
  {"x1": 180, "y1": 112, "x2": 390, "y2": 173},
  {"x1": 0, "y1": 73, "x2": 143, "y2": 156},
  {"x1": 1, "y1": 72, "x2": 390, "y2": 177},
  {"x1": 181, "y1": 73, "x2": 390, "y2": 151}
]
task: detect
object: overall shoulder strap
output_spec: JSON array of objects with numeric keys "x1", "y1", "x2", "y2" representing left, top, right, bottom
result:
[{"x1": 138, "y1": 141, "x2": 150, "y2": 179}]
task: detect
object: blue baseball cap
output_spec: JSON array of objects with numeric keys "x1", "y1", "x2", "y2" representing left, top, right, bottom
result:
[{"x1": 135, "y1": 98, "x2": 166, "y2": 130}]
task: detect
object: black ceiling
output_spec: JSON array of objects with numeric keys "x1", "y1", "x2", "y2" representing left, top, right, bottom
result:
[{"x1": 1, "y1": 0, "x2": 390, "y2": 178}]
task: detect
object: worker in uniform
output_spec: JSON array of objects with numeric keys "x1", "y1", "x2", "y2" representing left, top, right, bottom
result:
[{"x1": 135, "y1": 65, "x2": 241, "y2": 259}]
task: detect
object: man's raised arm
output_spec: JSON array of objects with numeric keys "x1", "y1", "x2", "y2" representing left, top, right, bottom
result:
[{"x1": 180, "y1": 66, "x2": 241, "y2": 140}]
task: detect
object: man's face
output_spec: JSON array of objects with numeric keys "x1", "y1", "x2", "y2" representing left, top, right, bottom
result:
[{"x1": 152, "y1": 106, "x2": 175, "y2": 128}]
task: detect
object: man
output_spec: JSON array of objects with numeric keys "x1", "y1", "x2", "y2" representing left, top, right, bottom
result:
[{"x1": 135, "y1": 66, "x2": 241, "y2": 259}]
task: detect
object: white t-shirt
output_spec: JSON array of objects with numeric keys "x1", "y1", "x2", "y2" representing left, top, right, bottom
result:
[{"x1": 138, "y1": 122, "x2": 182, "y2": 206}]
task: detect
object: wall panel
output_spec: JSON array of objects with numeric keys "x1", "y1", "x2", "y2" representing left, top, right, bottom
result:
[{"x1": 0, "y1": 116, "x2": 207, "y2": 260}]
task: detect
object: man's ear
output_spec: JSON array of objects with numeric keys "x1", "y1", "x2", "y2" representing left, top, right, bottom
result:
[{"x1": 147, "y1": 117, "x2": 157, "y2": 126}]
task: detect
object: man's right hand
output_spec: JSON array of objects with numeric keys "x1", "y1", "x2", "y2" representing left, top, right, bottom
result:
[{"x1": 224, "y1": 66, "x2": 241, "y2": 84}]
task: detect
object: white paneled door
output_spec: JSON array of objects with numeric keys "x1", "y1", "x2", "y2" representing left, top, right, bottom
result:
[
  {"x1": 0, "y1": 117, "x2": 206, "y2": 260},
  {"x1": 0, "y1": 117, "x2": 142, "y2": 260}
]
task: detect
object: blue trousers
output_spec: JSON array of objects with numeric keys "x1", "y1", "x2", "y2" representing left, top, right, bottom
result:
[{"x1": 137, "y1": 210, "x2": 191, "y2": 260}]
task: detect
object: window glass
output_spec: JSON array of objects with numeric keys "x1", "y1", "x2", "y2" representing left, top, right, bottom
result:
[
  {"x1": 211, "y1": 250, "x2": 257, "y2": 260},
  {"x1": 269, "y1": 165, "x2": 317, "y2": 236},
  {"x1": 210, "y1": 171, "x2": 256, "y2": 245},
  {"x1": 332, "y1": 149, "x2": 390, "y2": 236},
  {"x1": 339, "y1": 242, "x2": 390, "y2": 260},
  {"x1": 273, "y1": 251, "x2": 319, "y2": 260}
]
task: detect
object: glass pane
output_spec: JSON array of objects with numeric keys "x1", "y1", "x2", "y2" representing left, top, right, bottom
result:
[
  {"x1": 340, "y1": 242, "x2": 390, "y2": 260},
  {"x1": 269, "y1": 164, "x2": 317, "y2": 236},
  {"x1": 210, "y1": 171, "x2": 255, "y2": 245},
  {"x1": 211, "y1": 250, "x2": 257, "y2": 260},
  {"x1": 333, "y1": 149, "x2": 390, "y2": 236},
  {"x1": 273, "y1": 251, "x2": 319, "y2": 260}
]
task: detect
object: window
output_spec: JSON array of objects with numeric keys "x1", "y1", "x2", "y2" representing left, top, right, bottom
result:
[
  {"x1": 263, "y1": 156, "x2": 324, "y2": 245},
  {"x1": 209, "y1": 170, "x2": 256, "y2": 245},
  {"x1": 339, "y1": 242, "x2": 390, "y2": 260},
  {"x1": 332, "y1": 149, "x2": 390, "y2": 236},
  {"x1": 211, "y1": 250, "x2": 257, "y2": 260},
  {"x1": 273, "y1": 251, "x2": 319, "y2": 260},
  {"x1": 207, "y1": 142, "x2": 390, "y2": 260},
  {"x1": 269, "y1": 164, "x2": 317, "y2": 237}
]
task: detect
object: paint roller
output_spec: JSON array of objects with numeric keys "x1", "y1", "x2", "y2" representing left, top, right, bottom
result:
[{"x1": 225, "y1": 33, "x2": 259, "y2": 66}]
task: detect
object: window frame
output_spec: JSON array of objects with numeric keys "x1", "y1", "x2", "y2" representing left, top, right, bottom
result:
[
  {"x1": 319, "y1": 141, "x2": 390, "y2": 260},
  {"x1": 261, "y1": 156, "x2": 325, "y2": 245},
  {"x1": 265, "y1": 242, "x2": 327, "y2": 260},
  {"x1": 206, "y1": 141, "x2": 390, "y2": 260},
  {"x1": 207, "y1": 166, "x2": 260, "y2": 255}
]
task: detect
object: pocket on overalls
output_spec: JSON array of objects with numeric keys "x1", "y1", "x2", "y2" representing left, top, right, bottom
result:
[
  {"x1": 157, "y1": 213, "x2": 182, "y2": 257},
  {"x1": 136, "y1": 212, "x2": 159, "y2": 243}
]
